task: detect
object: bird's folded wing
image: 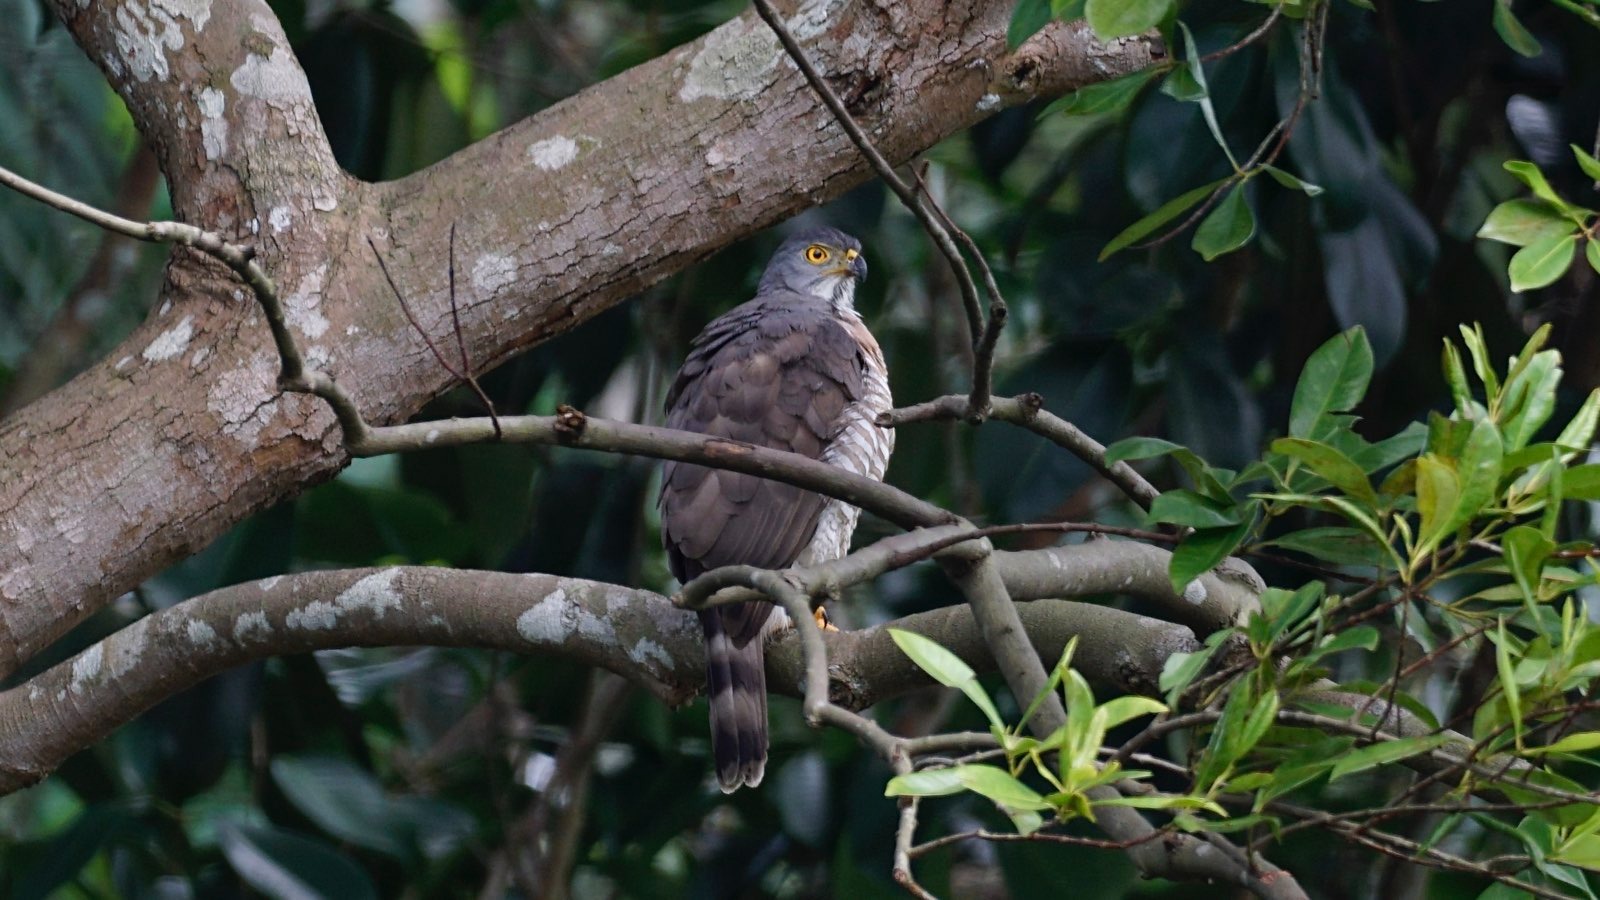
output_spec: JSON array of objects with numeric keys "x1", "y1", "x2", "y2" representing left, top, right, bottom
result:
[{"x1": 660, "y1": 299, "x2": 867, "y2": 583}]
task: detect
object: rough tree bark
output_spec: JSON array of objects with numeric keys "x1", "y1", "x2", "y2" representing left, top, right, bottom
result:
[{"x1": 0, "y1": 0, "x2": 1159, "y2": 680}]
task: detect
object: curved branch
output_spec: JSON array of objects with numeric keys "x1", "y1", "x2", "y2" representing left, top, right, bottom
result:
[
  {"x1": 0, "y1": 566, "x2": 1196, "y2": 796},
  {"x1": 2, "y1": 0, "x2": 1162, "y2": 680}
]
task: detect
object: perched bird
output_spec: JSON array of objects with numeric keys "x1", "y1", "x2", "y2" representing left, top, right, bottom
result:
[{"x1": 659, "y1": 226, "x2": 894, "y2": 792}]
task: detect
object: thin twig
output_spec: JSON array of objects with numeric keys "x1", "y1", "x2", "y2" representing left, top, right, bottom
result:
[
  {"x1": 1200, "y1": 5, "x2": 1284, "y2": 64},
  {"x1": 880, "y1": 393, "x2": 1161, "y2": 510},
  {"x1": 750, "y1": 0, "x2": 1011, "y2": 420},
  {"x1": 447, "y1": 223, "x2": 502, "y2": 438},
  {"x1": 908, "y1": 165, "x2": 1009, "y2": 418}
]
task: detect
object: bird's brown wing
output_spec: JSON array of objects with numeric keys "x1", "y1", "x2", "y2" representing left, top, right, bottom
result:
[{"x1": 659, "y1": 297, "x2": 867, "y2": 583}]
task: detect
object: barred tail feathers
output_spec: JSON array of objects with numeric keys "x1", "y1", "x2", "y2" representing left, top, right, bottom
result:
[{"x1": 700, "y1": 608, "x2": 769, "y2": 792}]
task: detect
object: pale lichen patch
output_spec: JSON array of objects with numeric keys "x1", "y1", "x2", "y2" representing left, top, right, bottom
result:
[
  {"x1": 186, "y1": 619, "x2": 219, "y2": 648},
  {"x1": 285, "y1": 569, "x2": 404, "y2": 631},
  {"x1": 268, "y1": 205, "x2": 293, "y2": 233},
  {"x1": 287, "y1": 600, "x2": 338, "y2": 630},
  {"x1": 528, "y1": 135, "x2": 579, "y2": 171},
  {"x1": 629, "y1": 637, "x2": 674, "y2": 673},
  {"x1": 142, "y1": 315, "x2": 194, "y2": 362},
  {"x1": 517, "y1": 589, "x2": 567, "y2": 644},
  {"x1": 472, "y1": 253, "x2": 518, "y2": 297},
  {"x1": 1182, "y1": 579, "x2": 1208, "y2": 605},
  {"x1": 208, "y1": 353, "x2": 279, "y2": 446},
  {"x1": 679, "y1": 20, "x2": 779, "y2": 102},
  {"x1": 197, "y1": 86, "x2": 227, "y2": 160},
  {"x1": 335, "y1": 569, "x2": 404, "y2": 620},
  {"x1": 976, "y1": 93, "x2": 1002, "y2": 112},
  {"x1": 234, "y1": 610, "x2": 272, "y2": 642},
  {"x1": 285, "y1": 265, "x2": 329, "y2": 340},
  {"x1": 517, "y1": 585, "x2": 618, "y2": 647},
  {"x1": 71, "y1": 643, "x2": 104, "y2": 691},
  {"x1": 109, "y1": 618, "x2": 150, "y2": 678},
  {"x1": 230, "y1": 44, "x2": 305, "y2": 104},
  {"x1": 789, "y1": 0, "x2": 845, "y2": 40},
  {"x1": 112, "y1": 0, "x2": 212, "y2": 83}
]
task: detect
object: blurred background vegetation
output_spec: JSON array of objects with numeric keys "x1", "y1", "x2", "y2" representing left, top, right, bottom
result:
[{"x1": 2, "y1": 0, "x2": 1600, "y2": 896}]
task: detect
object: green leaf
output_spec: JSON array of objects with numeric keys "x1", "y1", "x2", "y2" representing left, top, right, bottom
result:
[
  {"x1": 1495, "y1": 619, "x2": 1524, "y2": 750},
  {"x1": 270, "y1": 756, "x2": 408, "y2": 859},
  {"x1": 1051, "y1": 0, "x2": 1087, "y2": 17},
  {"x1": 1041, "y1": 67, "x2": 1158, "y2": 118},
  {"x1": 1477, "y1": 199, "x2": 1576, "y2": 247},
  {"x1": 218, "y1": 823, "x2": 378, "y2": 900},
  {"x1": 1100, "y1": 179, "x2": 1226, "y2": 260},
  {"x1": 1237, "y1": 689, "x2": 1280, "y2": 759},
  {"x1": 1556, "y1": 389, "x2": 1600, "y2": 454},
  {"x1": 1019, "y1": 638, "x2": 1076, "y2": 733},
  {"x1": 1350, "y1": 422, "x2": 1429, "y2": 474},
  {"x1": 1261, "y1": 164, "x2": 1324, "y2": 196},
  {"x1": 1415, "y1": 454, "x2": 1462, "y2": 555},
  {"x1": 1097, "y1": 696, "x2": 1168, "y2": 731},
  {"x1": 1450, "y1": 419, "x2": 1504, "y2": 530},
  {"x1": 1191, "y1": 184, "x2": 1256, "y2": 261},
  {"x1": 1534, "y1": 732, "x2": 1600, "y2": 755},
  {"x1": 884, "y1": 767, "x2": 969, "y2": 798},
  {"x1": 1503, "y1": 524, "x2": 1555, "y2": 605},
  {"x1": 1575, "y1": 143, "x2": 1600, "y2": 183},
  {"x1": 1160, "y1": 635, "x2": 1225, "y2": 705},
  {"x1": 1261, "y1": 582, "x2": 1324, "y2": 643},
  {"x1": 1148, "y1": 489, "x2": 1242, "y2": 529},
  {"x1": 1509, "y1": 231, "x2": 1578, "y2": 292},
  {"x1": 1174, "y1": 21, "x2": 1238, "y2": 170},
  {"x1": 1328, "y1": 735, "x2": 1452, "y2": 781},
  {"x1": 1290, "y1": 328, "x2": 1374, "y2": 439},
  {"x1": 1442, "y1": 341, "x2": 1473, "y2": 412},
  {"x1": 1589, "y1": 238, "x2": 1600, "y2": 275},
  {"x1": 1500, "y1": 349, "x2": 1562, "y2": 451},
  {"x1": 1093, "y1": 794, "x2": 1226, "y2": 815},
  {"x1": 1007, "y1": 0, "x2": 1052, "y2": 49},
  {"x1": 1460, "y1": 324, "x2": 1500, "y2": 400},
  {"x1": 1504, "y1": 160, "x2": 1570, "y2": 210},
  {"x1": 889, "y1": 629, "x2": 1003, "y2": 729},
  {"x1": 1169, "y1": 519, "x2": 1252, "y2": 594},
  {"x1": 1492, "y1": 0, "x2": 1541, "y2": 56},
  {"x1": 1271, "y1": 437, "x2": 1378, "y2": 506},
  {"x1": 1298, "y1": 626, "x2": 1380, "y2": 668},
  {"x1": 1266, "y1": 527, "x2": 1386, "y2": 567},
  {"x1": 1173, "y1": 812, "x2": 1279, "y2": 834},
  {"x1": 1101, "y1": 437, "x2": 1231, "y2": 499},
  {"x1": 941, "y1": 765, "x2": 1051, "y2": 810},
  {"x1": 1563, "y1": 463, "x2": 1600, "y2": 500},
  {"x1": 1160, "y1": 66, "x2": 1205, "y2": 102},
  {"x1": 1084, "y1": 0, "x2": 1170, "y2": 39}
]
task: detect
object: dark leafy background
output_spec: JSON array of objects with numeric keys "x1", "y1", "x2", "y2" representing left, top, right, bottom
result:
[{"x1": 2, "y1": 0, "x2": 1599, "y2": 896}]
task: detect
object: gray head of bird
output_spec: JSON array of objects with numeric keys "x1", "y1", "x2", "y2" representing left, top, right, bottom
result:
[{"x1": 757, "y1": 226, "x2": 868, "y2": 309}]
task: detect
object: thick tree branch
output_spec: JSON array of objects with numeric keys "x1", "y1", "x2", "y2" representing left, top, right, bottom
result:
[
  {"x1": 0, "y1": 566, "x2": 1197, "y2": 796},
  {"x1": 2, "y1": 0, "x2": 1162, "y2": 679}
]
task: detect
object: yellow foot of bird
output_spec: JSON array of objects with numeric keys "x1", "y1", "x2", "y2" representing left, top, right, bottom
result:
[{"x1": 813, "y1": 605, "x2": 840, "y2": 632}]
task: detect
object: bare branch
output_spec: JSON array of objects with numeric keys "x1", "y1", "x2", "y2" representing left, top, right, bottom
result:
[{"x1": 880, "y1": 393, "x2": 1162, "y2": 511}]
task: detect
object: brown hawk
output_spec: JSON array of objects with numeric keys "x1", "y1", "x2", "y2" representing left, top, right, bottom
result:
[{"x1": 659, "y1": 226, "x2": 894, "y2": 792}]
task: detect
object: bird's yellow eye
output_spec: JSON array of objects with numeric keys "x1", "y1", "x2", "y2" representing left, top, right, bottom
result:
[{"x1": 804, "y1": 245, "x2": 831, "y2": 264}]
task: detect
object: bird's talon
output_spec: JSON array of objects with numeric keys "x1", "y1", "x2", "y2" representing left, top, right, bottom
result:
[{"x1": 814, "y1": 606, "x2": 840, "y2": 632}]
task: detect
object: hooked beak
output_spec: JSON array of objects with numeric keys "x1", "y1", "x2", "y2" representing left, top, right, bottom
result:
[{"x1": 846, "y1": 248, "x2": 868, "y2": 283}]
